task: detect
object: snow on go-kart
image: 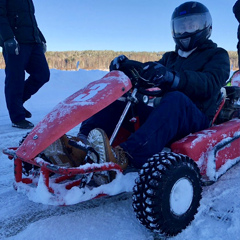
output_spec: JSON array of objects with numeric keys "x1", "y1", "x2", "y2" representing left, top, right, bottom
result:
[{"x1": 3, "y1": 64, "x2": 240, "y2": 237}]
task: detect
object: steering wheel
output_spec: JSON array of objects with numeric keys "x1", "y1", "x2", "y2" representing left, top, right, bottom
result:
[{"x1": 116, "y1": 60, "x2": 164, "y2": 97}]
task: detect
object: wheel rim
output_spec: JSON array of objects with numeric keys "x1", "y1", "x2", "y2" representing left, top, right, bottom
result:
[{"x1": 170, "y1": 177, "x2": 194, "y2": 216}]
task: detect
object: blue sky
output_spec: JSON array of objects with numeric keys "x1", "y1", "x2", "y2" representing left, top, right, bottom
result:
[{"x1": 34, "y1": 0, "x2": 238, "y2": 52}]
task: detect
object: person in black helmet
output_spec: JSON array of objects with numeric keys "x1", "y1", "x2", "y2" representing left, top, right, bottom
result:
[
  {"x1": 72, "y1": 1, "x2": 230, "y2": 173},
  {"x1": 171, "y1": 1, "x2": 212, "y2": 52},
  {"x1": 233, "y1": 0, "x2": 240, "y2": 68}
]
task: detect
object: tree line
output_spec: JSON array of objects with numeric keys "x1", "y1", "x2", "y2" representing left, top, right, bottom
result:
[{"x1": 0, "y1": 50, "x2": 238, "y2": 70}]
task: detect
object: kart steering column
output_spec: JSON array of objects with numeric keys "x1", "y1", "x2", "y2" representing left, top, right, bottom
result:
[{"x1": 109, "y1": 88, "x2": 138, "y2": 145}]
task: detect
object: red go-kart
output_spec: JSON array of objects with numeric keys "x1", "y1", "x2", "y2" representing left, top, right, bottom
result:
[{"x1": 3, "y1": 69, "x2": 240, "y2": 237}]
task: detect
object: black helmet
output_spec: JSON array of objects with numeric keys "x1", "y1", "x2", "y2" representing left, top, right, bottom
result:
[{"x1": 171, "y1": 1, "x2": 212, "y2": 51}]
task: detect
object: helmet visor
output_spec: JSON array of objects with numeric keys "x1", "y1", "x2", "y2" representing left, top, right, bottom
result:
[{"x1": 172, "y1": 12, "x2": 212, "y2": 36}]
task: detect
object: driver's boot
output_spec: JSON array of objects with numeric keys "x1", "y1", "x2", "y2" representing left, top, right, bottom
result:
[{"x1": 87, "y1": 128, "x2": 129, "y2": 170}]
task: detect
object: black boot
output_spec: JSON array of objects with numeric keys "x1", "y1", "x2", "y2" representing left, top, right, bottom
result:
[{"x1": 12, "y1": 119, "x2": 34, "y2": 129}]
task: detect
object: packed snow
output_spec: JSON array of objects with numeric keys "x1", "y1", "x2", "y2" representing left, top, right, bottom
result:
[{"x1": 1, "y1": 68, "x2": 240, "y2": 240}]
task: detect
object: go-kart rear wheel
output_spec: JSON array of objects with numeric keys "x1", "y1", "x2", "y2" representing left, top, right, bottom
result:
[{"x1": 132, "y1": 152, "x2": 202, "y2": 237}]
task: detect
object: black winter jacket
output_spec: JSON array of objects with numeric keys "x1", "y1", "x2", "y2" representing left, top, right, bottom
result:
[
  {"x1": 0, "y1": 0, "x2": 45, "y2": 47},
  {"x1": 233, "y1": 1, "x2": 240, "y2": 45},
  {"x1": 158, "y1": 40, "x2": 230, "y2": 120},
  {"x1": 233, "y1": 0, "x2": 240, "y2": 22}
]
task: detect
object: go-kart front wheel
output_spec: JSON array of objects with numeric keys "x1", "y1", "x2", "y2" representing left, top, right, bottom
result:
[{"x1": 132, "y1": 152, "x2": 202, "y2": 237}]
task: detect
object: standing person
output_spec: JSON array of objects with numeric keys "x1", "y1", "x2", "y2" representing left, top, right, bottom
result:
[
  {"x1": 0, "y1": 0, "x2": 50, "y2": 129},
  {"x1": 233, "y1": 0, "x2": 240, "y2": 69}
]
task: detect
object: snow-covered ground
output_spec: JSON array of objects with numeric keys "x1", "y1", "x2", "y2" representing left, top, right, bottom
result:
[{"x1": 1, "y1": 69, "x2": 240, "y2": 240}]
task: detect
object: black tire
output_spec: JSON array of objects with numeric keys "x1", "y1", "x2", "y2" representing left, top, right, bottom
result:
[{"x1": 132, "y1": 152, "x2": 202, "y2": 237}]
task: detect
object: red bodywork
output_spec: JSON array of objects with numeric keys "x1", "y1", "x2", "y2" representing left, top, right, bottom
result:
[
  {"x1": 3, "y1": 71, "x2": 131, "y2": 203},
  {"x1": 171, "y1": 118, "x2": 240, "y2": 181},
  {"x1": 16, "y1": 71, "x2": 131, "y2": 160}
]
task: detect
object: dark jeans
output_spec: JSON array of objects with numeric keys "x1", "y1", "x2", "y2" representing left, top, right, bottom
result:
[
  {"x1": 238, "y1": 41, "x2": 240, "y2": 69},
  {"x1": 80, "y1": 91, "x2": 210, "y2": 168},
  {"x1": 3, "y1": 43, "x2": 50, "y2": 123}
]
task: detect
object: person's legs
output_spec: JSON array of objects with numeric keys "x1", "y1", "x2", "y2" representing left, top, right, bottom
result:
[
  {"x1": 120, "y1": 91, "x2": 210, "y2": 168},
  {"x1": 23, "y1": 44, "x2": 50, "y2": 103},
  {"x1": 4, "y1": 45, "x2": 31, "y2": 123}
]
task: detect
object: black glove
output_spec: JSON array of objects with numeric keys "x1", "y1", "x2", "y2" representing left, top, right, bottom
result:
[
  {"x1": 4, "y1": 38, "x2": 19, "y2": 55},
  {"x1": 142, "y1": 62, "x2": 179, "y2": 90},
  {"x1": 109, "y1": 55, "x2": 128, "y2": 71},
  {"x1": 116, "y1": 60, "x2": 145, "y2": 85}
]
